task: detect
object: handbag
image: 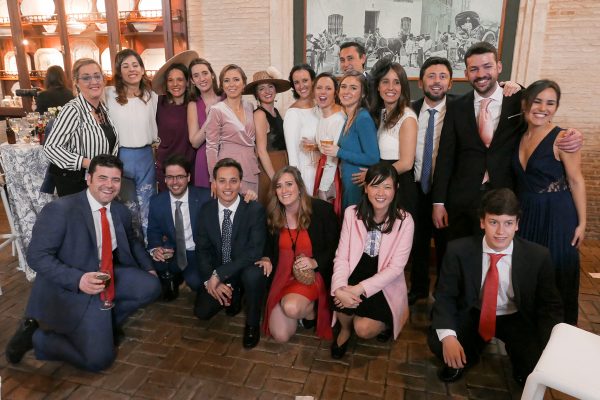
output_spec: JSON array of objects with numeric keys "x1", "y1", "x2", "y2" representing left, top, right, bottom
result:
[{"x1": 293, "y1": 263, "x2": 316, "y2": 285}]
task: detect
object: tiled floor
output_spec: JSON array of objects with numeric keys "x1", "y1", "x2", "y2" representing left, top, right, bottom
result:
[{"x1": 1, "y1": 204, "x2": 599, "y2": 399}]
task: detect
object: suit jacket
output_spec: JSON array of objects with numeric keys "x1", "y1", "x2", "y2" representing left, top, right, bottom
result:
[
  {"x1": 410, "y1": 93, "x2": 457, "y2": 118},
  {"x1": 432, "y1": 236, "x2": 563, "y2": 345},
  {"x1": 432, "y1": 90, "x2": 526, "y2": 210},
  {"x1": 331, "y1": 206, "x2": 415, "y2": 339},
  {"x1": 26, "y1": 190, "x2": 153, "y2": 333},
  {"x1": 146, "y1": 186, "x2": 211, "y2": 251},
  {"x1": 264, "y1": 198, "x2": 340, "y2": 286},
  {"x1": 196, "y1": 196, "x2": 266, "y2": 282}
]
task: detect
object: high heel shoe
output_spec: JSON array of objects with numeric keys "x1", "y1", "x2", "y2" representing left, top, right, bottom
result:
[{"x1": 330, "y1": 333, "x2": 351, "y2": 359}]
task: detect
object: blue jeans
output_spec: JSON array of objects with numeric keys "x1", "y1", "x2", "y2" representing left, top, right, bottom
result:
[{"x1": 119, "y1": 146, "x2": 156, "y2": 240}]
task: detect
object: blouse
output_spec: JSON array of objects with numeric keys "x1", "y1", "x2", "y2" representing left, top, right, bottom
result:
[
  {"x1": 378, "y1": 107, "x2": 418, "y2": 160},
  {"x1": 105, "y1": 87, "x2": 158, "y2": 148}
]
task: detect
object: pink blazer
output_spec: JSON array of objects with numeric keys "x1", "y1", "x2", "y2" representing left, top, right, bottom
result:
[{"x1": 331, "y1": 206, "x2": 414, "y2": 339}]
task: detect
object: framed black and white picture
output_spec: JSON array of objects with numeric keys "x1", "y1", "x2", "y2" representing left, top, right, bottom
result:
[{"x1": 304, "y1": 0, "x2": 507, "y2": 80}]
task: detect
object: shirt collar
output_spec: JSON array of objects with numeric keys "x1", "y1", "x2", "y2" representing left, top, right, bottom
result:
[
  {"x1": 86, "y1": 189, "x2": 111, "y2": 213},
  {"x1": 420, "y1": 96, "x2": 447, "y2": 114},
  {"x1": 474, "y1": 83, "x2": 503, "y2": 105},
  {"x1": 169, "y1": 187, "x2": 189, "y2": 204},
  {"x1": 482, "y1": 236, "x2": 514, "y2": 256},
  {"x1": 218, "y1": 195, "x2": 241, "y2": 215}
]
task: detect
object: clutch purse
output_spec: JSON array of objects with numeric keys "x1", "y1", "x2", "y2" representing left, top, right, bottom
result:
[{"x1": 293, "y1": 264, "x2": 315, "y2": 285}]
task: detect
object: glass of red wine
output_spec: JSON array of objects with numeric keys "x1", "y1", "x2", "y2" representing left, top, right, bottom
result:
[{"x1": 97, "y1": 270, "x2": 113, "y2": 310}]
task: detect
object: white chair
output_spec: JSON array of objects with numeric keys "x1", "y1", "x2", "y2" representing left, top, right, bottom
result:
[{"x1": 521, "y1": 323, "x2": 600, "y2": 400}]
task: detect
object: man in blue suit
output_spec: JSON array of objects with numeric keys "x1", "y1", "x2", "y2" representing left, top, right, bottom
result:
[
  {"x1": 194, "y1": 158, "x2": 267, "y2": 349},
  {"x1": 147, "y1": 154, "x2": 211, "y2": 299},
  {"x1": 5, "y1": 155, "x2": 161, "y2": 372}
]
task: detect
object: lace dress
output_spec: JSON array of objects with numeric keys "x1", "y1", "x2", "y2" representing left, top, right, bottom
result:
[{"x1": 512, "y1": 126, "x2": 580, "y2": 324}]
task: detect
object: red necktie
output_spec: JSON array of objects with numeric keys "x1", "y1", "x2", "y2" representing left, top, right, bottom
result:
[
  {"x1": 99, "y1": 207, "x2": 115, "y2": 303},
  {"x1": 479, "y1": 253, "x2": 505, "y2": 342}
]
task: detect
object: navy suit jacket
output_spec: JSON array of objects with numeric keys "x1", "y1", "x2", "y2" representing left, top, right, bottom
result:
[
  {"x1": 432, "y1": 236, "x2": 563, "y2": 346},
  {"x1": 26, "y1": 190, "x2": 153, "y2": 333},
  {"x1": 146, "y1": 186, "x2": 211, "y2": 250},
  {"x1": 196, "y1": 196, "x2": 266, "y2": 283}
]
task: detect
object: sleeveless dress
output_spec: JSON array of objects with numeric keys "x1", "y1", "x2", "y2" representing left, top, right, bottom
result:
[
  {"x1": 262, "y1": 228, "x2": 333, "y2": 340},
  {"x1": 256, "y1": 106, "x2": 288, "y2": 206},
  {"x1": 512, "y1": 126, "x2": 580, "y2": 325}
]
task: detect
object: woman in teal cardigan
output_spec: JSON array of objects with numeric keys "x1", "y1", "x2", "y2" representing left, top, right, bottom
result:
[{"x1": 321, "y1": 70, "x2": 380, "y2": 209}]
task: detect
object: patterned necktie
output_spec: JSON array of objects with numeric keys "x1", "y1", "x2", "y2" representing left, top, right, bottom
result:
[
  {"x1": 174, "y1": 201, "x2": 187, "y2": 270},
  {"x1": 479, "y1": 253, "x2": 506, "y2": 342},
  {"x1": 478, "y1": 98, "x2": 494, "y2": 147},
  {"x1": 99, "y1": 207, "x2": 115, "y2": 302},
  {"x1": 221, "y1": 209, "x2": 232, "y2": 264},
  {"x1": 420, "y1": 108, "x2": 437, "y2": 194}
]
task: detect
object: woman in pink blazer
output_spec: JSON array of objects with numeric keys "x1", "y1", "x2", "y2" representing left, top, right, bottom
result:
[{"x1": 330, "y1": 162, "x2": 414, "y2": 359}]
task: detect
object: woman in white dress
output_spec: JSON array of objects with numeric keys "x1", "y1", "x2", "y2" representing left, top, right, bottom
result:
[
  {"x1": 283, "y1": 64, "x2": 319, "y2": 194},
  {"x1": 313, "y1": 72, "x2": 345, "y2": 216}
]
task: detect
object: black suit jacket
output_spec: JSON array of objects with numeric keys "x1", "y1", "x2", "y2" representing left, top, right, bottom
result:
[
  {"x1": 432, "y1": 236, "x2": 563, "y2": 345},
  {"x1": 36, "y1": 87, "x2": 74, "y2": 114},
  {"x1": 264, "y1": 198, "x2": 340, "y2": 286},
  {"x1": 432, "y1": 90, "x2": 526, "y2": 210},
  {"x1": 196, "y1": 196, "x2": 266, "y2": 282}
]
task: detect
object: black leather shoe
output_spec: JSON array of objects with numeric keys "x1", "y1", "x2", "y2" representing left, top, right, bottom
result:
[
  {"x1": 113, "y1": 326, "x2": 125, "y2": 347},
  {"x1": 6, "y1": 318, "x2": 38, "y2": 364},
  {"x1": 159, "y1": 271, "x2": 179, "y2": 301},
  {"x1": 242, "y1": 325, "x2": 260, "y2": 349},
  {"x1": 301, "y1": 318, "x2": 316, "y2": 329},
  {"x1": 330, "y1": 334, "x2": 351, "y2": 359},
  {"x1": 408, "y1": 291, "x2": 428, "y2": 306},
  {"x1": 438, "y1": 366, "x2": 464, "y2": 382},
  {"x1": 376, "y1": 327, "x2": 393, "y2": 343}
]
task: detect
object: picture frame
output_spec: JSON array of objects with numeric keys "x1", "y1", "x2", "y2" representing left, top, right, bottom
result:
[{"x1": 302, "y1": 0, "x2": 508, "y2": 80}]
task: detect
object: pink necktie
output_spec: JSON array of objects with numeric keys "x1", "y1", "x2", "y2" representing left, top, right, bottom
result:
[
  {"x1": 478, "y1": 98, "x2": 494, "y2": 147},
  {"x1": 479, "y1": 253, "x2": 505, "y2": 342}
]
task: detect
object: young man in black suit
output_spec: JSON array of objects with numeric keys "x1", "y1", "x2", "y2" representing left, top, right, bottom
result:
[
  {"x1": 194, "y1": 158, "x2": 267, "y2": 349},
  {"x1": 431, "y1": 42, "x2": 582, "y2": 241},
  {"x1": 428, "y1": 188, "x2": 563, "y2": 385}
]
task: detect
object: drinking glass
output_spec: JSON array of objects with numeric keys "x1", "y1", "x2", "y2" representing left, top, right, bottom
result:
[
  {"x1": 302, "y1": 137, "x2": 319, "y2": 165},
  {"x1": 97, "y1": 270, "x2": 114, "y2": 310}
]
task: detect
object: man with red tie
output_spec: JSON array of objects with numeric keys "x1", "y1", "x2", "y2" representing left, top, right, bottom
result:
[
  {"x1": 428, "y1": 188, "x2": 563, "y2": 385},
  {"x1": 5, "y1": 155, "x2": 161, "y2": 372}
]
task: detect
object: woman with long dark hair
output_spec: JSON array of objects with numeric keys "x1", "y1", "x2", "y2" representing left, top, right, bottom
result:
[
  {"x1": 106, "y1": 49, "x2": 158, "y2": 235},
  {"x1": 330, "y1": 162, "x2": 414, "y2": 358},
  {"x1": 36, "y1": 65, "x2": 74, "y2": 113},
  {"x1": 259, "y1": 166, "x2": 339, "y2": 342}
]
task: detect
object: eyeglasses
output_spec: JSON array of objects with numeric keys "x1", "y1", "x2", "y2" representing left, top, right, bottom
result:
[
  {"x1": 78, "y1": 73, "x2": 104, "y2": 84},
  {"x1": 165, "y1": 175, "x2": 188, "y2": 181}
]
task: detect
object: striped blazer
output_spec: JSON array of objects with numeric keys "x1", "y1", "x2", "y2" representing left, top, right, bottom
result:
[{"x1": 43, "y1": 93, "x2": 119, "y2": 170}]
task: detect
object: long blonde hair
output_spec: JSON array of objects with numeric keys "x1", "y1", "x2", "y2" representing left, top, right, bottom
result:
[{"x1": 266, "y1": 166, "x2": 313, "y2": 234}]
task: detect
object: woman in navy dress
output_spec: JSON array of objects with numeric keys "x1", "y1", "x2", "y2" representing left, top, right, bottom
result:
[{"x1": 513, "y1": 80, "x2": 586, "y2": 325}]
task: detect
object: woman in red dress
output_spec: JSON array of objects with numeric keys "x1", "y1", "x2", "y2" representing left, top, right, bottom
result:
[{"x1": 259, "y1": 166, "x2": 339, "y2": 342}]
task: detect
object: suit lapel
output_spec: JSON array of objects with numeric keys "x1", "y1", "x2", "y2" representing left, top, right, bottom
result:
[
  {"x1": 490, "y1": 94, "x2": 518, "y2": 147},
  {"x1": 510, "y1": 238, "x2": 524, "y2": 306},
  {"x1": 231, "y1": 196, "x2": 245, "y2": 242},
  {"x1": 189, "y1": 189, "x2": 200, "y2": 234},
  {"x1": 164, "y1": 194, "x2": 176, "y2": 238},
  {"x1": 469, "y1": 237, "x2": 484, "y2": 297},
  {"x1": 208, "y1": 200, "x2": 222, "y2": 250},
  {"x1": 78, "y1": 192, "x2": 98, "y2": 253},
  {"x1": 110, "y1": 206, "x2": 129, "y2": 251}
]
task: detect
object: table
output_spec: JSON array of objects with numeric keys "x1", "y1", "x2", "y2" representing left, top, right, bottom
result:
[{"x1": 0, "y1": 142, "x2": 55, "y2": 280}]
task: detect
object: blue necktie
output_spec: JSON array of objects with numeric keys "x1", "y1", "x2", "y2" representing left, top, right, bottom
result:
[
  {"x1": 221, "y1": 209, "x2": 232, "y2": 264},
  {"x1": 420, "y1": 108, "x2": 437, "y2": 194}
]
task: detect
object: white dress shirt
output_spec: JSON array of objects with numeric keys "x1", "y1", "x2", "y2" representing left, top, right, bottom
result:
[
  {"x1": 437, "y1": 238, "x2": 516, "y2": 341},
  {"x1": 218, "y1": 195, "x2": 241, "y2": 232},
  {"x1": 474, "y1": 83, "x2": 504, "y2": 135},
  {"x1": 86, "y1": 189, "x2": 117, "y2": 259},
  {"x1": 170, "y1": 189, "x2": 195, "y2": 251},
  {"x1": 414, "y1": 97, "x2": 447, "y2": 182}
]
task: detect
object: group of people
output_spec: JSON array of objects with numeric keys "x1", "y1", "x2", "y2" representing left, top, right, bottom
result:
[{"x1": 4, "y1": 40, "x2": 586, "y2": 387}]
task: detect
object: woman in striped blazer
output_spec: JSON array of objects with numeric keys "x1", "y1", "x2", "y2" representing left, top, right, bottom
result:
[{"x1": 44, "y1": 58, "x2": 119, "y2": 196}]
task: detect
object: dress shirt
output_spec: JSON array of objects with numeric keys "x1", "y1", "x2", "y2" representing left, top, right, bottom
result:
[
  {"x1": 414, "y1": 97, "x2": 446, "y2": 181},
  {"x1": 437, "y1": 238, "x2": 516, "y2": 341},
  {"x1": 474, "y1": 83, "x2": 504, "y2": 135},
  {"x1": 86, "y1": 189, "x2": 117, "y2": 259},
  {"x1": 170, "y1": 189, "x2": 195, "y2": 251},
  {"x1": 218, "y1": 195, "x2": 241, "y2": 233}
]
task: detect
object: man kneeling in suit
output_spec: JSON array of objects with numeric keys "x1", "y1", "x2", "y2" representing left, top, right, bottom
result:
[
  {"x1": 194, "y1": 158, "x2": 267, "y2": 348},
  {"x1": 428, "y1": 188, "x2": 563, "y2": 385},
  {"x1": 6, "y1": 154, "x2": 161, "y2": 372},
  {"x1": 147, "y1": 154, "x2": 211, "y2": 299}
]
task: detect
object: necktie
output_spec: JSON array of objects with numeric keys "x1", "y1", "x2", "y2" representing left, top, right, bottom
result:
[
  {"x1": 99, "y1": 207, "x2": 115, "y2": 302},
  {"x1": 221, "y1": 209, "x2": 232, "y2": 264},
  {"x1": 420, "y1": 108, "x2": 437, "y2": 194},
  {"x1": 479, "y1": 253, "x2": 506, "y2": 342},
  {"x1": 174, "y1": 201, "x2": 187, "y2": 270},
  {"x1": 478, "y1": 98, "x2": 494, "y2": 147}
]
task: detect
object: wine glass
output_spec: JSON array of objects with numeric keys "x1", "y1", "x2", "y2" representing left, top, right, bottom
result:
[
  {"x1": 302, "y1": 137, "x2": 319, "y2": 165},
  {"x1": 97, "y1": 270, "x2": 114, "y2": 310}
]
